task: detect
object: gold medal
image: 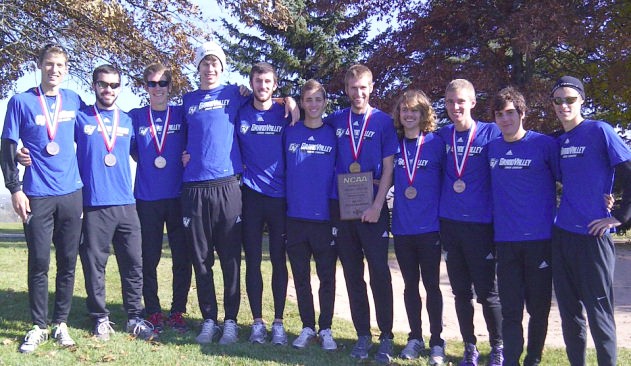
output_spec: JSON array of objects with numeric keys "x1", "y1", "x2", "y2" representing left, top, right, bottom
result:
[
  {"x1": 154, "y1": 156, "x2": 167, "y2": 169},
  {"x1": 46, "y1": 141, "x2": 60, "y2": 156},
  {"x1": 349, "y1": 161, "x2": 361, "y2": 173},
  {"x1": 453, "y1": 179, "x2": 466, "y2": 193},
  {"x1": 404, "y1": 186, "x2": 417, "y2": 199},
  {"x1": 104, "y1": 153, "x2": 117, "y2": 167}
]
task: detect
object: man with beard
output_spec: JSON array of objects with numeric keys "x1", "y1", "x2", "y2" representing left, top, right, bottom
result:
[
  {"x1": 236, "y1": 62, "x2": 290, "y2": 345},
  {"x1": 75, "y1": 64, "x2": 154, "y2": 342}
]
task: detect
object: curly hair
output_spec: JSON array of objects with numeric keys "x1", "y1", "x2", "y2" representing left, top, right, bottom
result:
[{"x1": 392, "y1": 89, "x2": 437, "y2": 139}]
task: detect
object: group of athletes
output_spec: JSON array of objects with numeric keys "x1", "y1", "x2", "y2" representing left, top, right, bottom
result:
[{"x1": 2, "y1": 40, "x2": 630, "y2": 366}]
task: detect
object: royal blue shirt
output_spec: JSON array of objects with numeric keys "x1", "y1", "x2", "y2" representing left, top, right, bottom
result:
[
  {"x1": 391, "y1": 133, "x2": 444, "y2": 235},
  {"x1": 556, "y1": 120, "x2": 631, "y2": 234},
  {"x1": 129, "y1": 105, "x2": 186, "y2": 201},
  {"x1": 437, "y1": 121, "x2": 501, "y2": 223},
  {"x1": 326, "y1": 107, "x2": 398, "y2": 199},
  {"x1": 182, "y1": 85, "x2": 248, "y2": 182},
  {"x1": 75, "y1": 106, "x2": 135, "y2": 206},
  {"x1": 488, "y1": 131, "x2": 560, "y2": 241},
  {"x1": 237, "y1": 101, "x2": 289, "y2": 198},
  {"x1": 2, "y1": 87, "x2": 84, "y2": 196},
  {"x1": 284, "y1": 122, "x2": 337, "y2": 221}
]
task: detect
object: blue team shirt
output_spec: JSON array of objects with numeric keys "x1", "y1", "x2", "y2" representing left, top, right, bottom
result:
[
  {"x1": 556, "y1": 120, "x2": 631, "y2": 234},
  {"x1": 75, "y1": 106, "x2": 135, "y2": 206},
  {"x1": 326, "y1": 107, "x2": 398, "y2": 198},
  {"x1": 129, "y1": 105, "x2": 186, "y2": 201},
  {"x1": 488, "y1": 131, "x2": 560, "y2": 241},
  {"x1": 2, "y1": 87, "x2": 84, "y2": 196},
  {"x1": 237, "y1": 102, "x2": 289, "y2": 198},
  {"x1": 437, "y1": 121, "x2": 501, "y2": 223},
  {"x1": 182, "y1": 85, "x2": 248, "y2": 182},
  {"x1": 391, "y1": 133, "x2": 444, "y2": 235},
  {"x1": 284, "y1": 122, "x2": 337, "y2": 221}
]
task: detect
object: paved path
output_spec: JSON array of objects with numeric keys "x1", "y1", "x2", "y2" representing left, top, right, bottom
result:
[{"x1": 287, "y1": 244, "x2": 631, "y2": 348}]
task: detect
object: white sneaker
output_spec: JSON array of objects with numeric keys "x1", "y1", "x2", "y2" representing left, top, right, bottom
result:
[
  {"x1": 126, "y1": 317, "x2": 157, "y2": 341},
  {"x1": 218, "y1": 319, "x2": 239, "y2": 345},
  {"x1": 270, "y1": 321, "x2": 288, "y2": 345},
  {"x1": 52, "y1": 322, "x2": 75, "y2": 347},
  {"x1": 292, "y1": 327, "x2": 316, "y2": 349},
  {"x1": 318, "y1": 328, "x2": 337, "y2": 351},
  {"x1": 249, "y1": 321, "x2": 267, "y2": 344},
  {"x1": 19, "y1": 325, "x2": 49, "y2": 353},
  {"x1": 196, "y1": 319, "x2": 220, "y2": 344},
  {"x1": 430, "y1": 344, "x2": 446, "y2": 365}
]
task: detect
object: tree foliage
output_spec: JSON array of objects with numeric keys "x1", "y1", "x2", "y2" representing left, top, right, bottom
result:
[
  {"x1": 215, "y1": 0, "x2": 383, "y2": 109},
  {"x1": 365, "y1": 0, "x2": 631, "y2": 132},
  {"x1": 0, "y1": 0, "x2": 206, "y2": 99}
]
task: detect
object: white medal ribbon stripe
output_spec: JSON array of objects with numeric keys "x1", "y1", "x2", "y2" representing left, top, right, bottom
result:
[
  {"x1": 148, "y1": 106, "x2": 170, "y2": 156},
  {"x1": 36, "y1": 86, "x2": 62, "y2": 141},
  {"x1": 451, "y1": 122, "x2": 477, "y2": 179},
  {"x1": 347, "y1": 106, "x2": 373, "y2": 161},
  {"x1": 93, "y1": 106, "x2": 119, "y2": 153},
  {"x1": 402, "y1": 133, "x2": 424, "y2": 186}
]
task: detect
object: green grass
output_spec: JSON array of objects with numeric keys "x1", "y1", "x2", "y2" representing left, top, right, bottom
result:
[{"x1": 0, "y1": 235, "x2": 629, "y2": 365}]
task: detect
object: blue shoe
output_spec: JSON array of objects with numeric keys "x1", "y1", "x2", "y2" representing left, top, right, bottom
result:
[
  {"x1": 459, "y1": 343, "x2": 479, "y2": 366},
  {"x1": 488, "y1": 345, "x2": 504, "y2": 366},
  {"x1": 350, "y1": 335, "x2": 372, "y2": 359}
]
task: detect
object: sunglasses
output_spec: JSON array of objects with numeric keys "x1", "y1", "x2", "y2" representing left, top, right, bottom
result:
[
  {"x1": 95, "y1": 81, "x2": 121, "y2": 89},
  {"x1": 147, "y1": 80, "x2": 170, "y2": 88},
  {"x1": 551, "y1": 96, "x2": 578, "y2": 105}
]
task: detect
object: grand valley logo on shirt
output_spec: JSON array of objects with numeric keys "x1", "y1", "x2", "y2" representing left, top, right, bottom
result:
[
  {"x1": 489, "y1": 155, "x2": 532, "y2": 170},
  {"x1": 197, "y1": 99, "x2": 229, "y2": 112},
  {"x1": 241, "y1": 123, "x2": 282, "y2": 135},
  {"x1": 396, "y1": 157, "x2": 429, "y2": 168},
  {"x1": 35, "y1": 110, "x2": 76, "y2": 125},
  {"x1": 335, "y1": 128, "x2": 375, "y2": 139},
  {"x1": 560, "y1": 138, "x2": 586, "y2": 158},
  {"x1": 288, "y1": 141, "x2": 333, "y2": 154},
  {"x1": 140, "y1": 124, "x2": 182, "y2": 136},
  {"x1": 446, "y1": 144, "x2": 483, "y2": 155}
]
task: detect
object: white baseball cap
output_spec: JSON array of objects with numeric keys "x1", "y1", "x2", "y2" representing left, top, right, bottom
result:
[{"x1": 194, "y1": 41, "x2": 226, "y2": 71}]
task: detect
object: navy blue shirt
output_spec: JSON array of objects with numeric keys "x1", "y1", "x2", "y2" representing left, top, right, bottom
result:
[{"x1": 284, "y1": 122, "x2": 336, "y2": 221}]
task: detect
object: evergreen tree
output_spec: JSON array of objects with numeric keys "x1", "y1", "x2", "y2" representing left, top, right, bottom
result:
[{"x1": 215, "y1": 0, "x2": 374, "y2": 108}]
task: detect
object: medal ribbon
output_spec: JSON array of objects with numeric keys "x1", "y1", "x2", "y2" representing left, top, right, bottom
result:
[
  {"x1": 347, "y1": 106, "x2": 373, "y2": 162},
  {"x1": 36, "y1": 86, "x2": 62, "y2": 141},
  {"x1": 148, "y1": 106, "x2": 170, "y2": 156},
  {"x1": 451, "y1": 122, "x2": 477, "y2": 179},
  {"x1": 93, "y1": 106, "x2": 119, "y2": 153},
  {"x1": 402, "y1": 133, "x2": 425, "y2": 186}
]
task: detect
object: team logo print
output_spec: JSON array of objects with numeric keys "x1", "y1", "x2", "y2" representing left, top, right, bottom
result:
[
  {"x1": 83, "y1": 125, "x2": 97, "y2": 135},
  {"x1": 240, "y1": 123, "x2": 250, "y2": 134},
  {"x1": 139, "y1": 126, "x2": 150, "y2": 136},
  {"x1": 331, "y1": 227, "x2": 338, "y2": 237},
  {"x1": 182, "y1": 217, "x2": 191, "y2": 228},
  {"x1": 489, "y1": 158, "x2": 498, "y2": 169},
  {"x1": 188, "y1": 106, "x2": 197, "y2": 115},
  {"x1": 35, "y1": 115, "x2": 46, "y2": 126},
  {"x1": 288, "y1": 143, "x2": 300, "y2": 153}
]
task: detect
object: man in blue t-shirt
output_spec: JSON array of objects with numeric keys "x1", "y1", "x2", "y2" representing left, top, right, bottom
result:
[
  {"x1": 488, "y1": 87, "x2": 560, "y2": 366},
  {"x1": 181, "y1": 41, "x2": 246, "y2": 345},
  {"x1": 129, "y1": 63, "x2": 191, "y2": 334},
  {"x1": 550, "y1": 76, "x2": 631, "y2": 366},
  {"x1": 1, "y1": 44, "x2": 84, "y2": 353},
  {"x1": 284, "y1": 79, "x2": 338, "y2": 351},
  {"x1": 327, "y1": 64, "x2": 397, "y2": 363},
  {"x1": 237, "y1": 62, "x2": 291, "y2": 345},
  {"x1": 75, "y1": 64, "x2": 154, "y2": 342},
  {"x1": 436, "y1": 79, "x2": 503, "y2": 366}
]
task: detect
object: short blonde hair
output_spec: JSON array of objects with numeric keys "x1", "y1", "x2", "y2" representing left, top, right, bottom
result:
[
  {"x1": 445, "y1": 79, "x2": 476, "y2": 102},
  {"x1": 392, "y1": 90, "x2": 437, "y2": 139},
  {"x1": 344, "y1": 64, "x2": 373, "y2": 85}
]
